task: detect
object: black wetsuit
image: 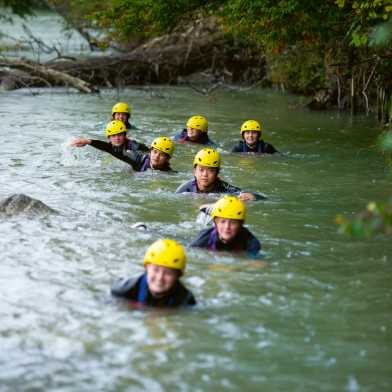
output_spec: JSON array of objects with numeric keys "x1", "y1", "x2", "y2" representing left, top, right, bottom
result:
[
  {"x1": 89, "y1": 141, "x2": 172, "y2": 172},
  {"x1": 175, "y1": 178, "x2": 266, "y2": 200},
  {"x1": 174, "y1": 129, "x2": 216, "y2": 146},
  {"x1": 91, "y1": 139, "x2": 149, "y2": 154},
  {"x1": 190, "y1": 226, "x2": 261, "y2": 256},
  {"x1": 123, "y1": 151, "x2": 173, "y2": 172},
  {"x1": 111, "y1": 273, "x2": 196, "y2": 307},
  {"x1": 232, "y1": 140, "x2": 277, "y2": 154}
]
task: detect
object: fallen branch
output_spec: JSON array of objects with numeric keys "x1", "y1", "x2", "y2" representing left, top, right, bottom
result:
[
  {"x1": 186, "y1": 81, "x2": 222, "y2": 95},
  {"x1": 0, "y1": 57, "x2": 99, "y2": 93}
]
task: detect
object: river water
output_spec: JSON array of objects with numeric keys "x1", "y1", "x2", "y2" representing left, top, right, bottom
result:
[{"x1": 1, "y1": 11, "x2": 392, "y2": 392}]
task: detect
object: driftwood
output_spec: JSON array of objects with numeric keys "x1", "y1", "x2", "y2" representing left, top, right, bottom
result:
[
  {"x1": 0, "y1": 57, "x2": 99, "y2": 93},
  {"x1": 0, "y1": 18, "x2": 266, "y2": 93}
]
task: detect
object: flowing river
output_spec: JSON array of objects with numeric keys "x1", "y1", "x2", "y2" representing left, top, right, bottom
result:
[{"x1": 0, "y1": 10, "x2": 391, "y2": 392}]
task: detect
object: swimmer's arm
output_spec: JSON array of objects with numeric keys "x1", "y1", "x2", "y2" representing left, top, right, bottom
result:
[
  {"x1": 70, "y1": 138, "x2": 92, "y2": 147},
  {"x1": 89, "y1": 139, "x2": 114, "y2": 153},
  {"x1": 221, "y1": 182, "x2": 265, "y2": 201},
  {"x1": 189, "y1": 228, "x2": 211, "y2": 248},
  {"x1": 231, "y1": 143, "x2": 242, "y2": 152},
  {"x1": 111, "y1": 277, "x2": 139, "y2": 299},
  {"x1": 175, "y1": 180, "x2": 193, "y2": 193},
  {"x1": 206, "y1": 139, "x2": 217, "y2": 147},
  {"x1": 86, "y1": 140, "x2": 140, "y2": 169},
  {"x1": 240, "y1": 192, "x2": 268, "y2": 201},
  {"x1": 184, "y1": 291, "x2": 197, "y2": 306},
  {"x1": 226, "y1": 187, "x2": 266, "y2": 201},
  {"x1": 247, "y1": 237, "x2": 262, "y2": 255},
  {"x1": 265, "y1": 143, "x2": 279, "y2": 154},
  {"x1": 198, "y1": 203, "x2": 214, "y2": 215},
  {"x1": 137, "y1": 142, "x2": 150, "y2": 152},
  {"x1": 122, "y1": 150, "x2": 145, "y2": 171}
]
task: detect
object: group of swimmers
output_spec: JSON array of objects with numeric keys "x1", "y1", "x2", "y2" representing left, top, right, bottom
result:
[{"x1": 70, "y1": 102, "x2": 279, "y2": 308}]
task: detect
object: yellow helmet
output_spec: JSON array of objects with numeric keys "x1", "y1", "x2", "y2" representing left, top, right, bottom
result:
[
  {"x1": 193, "y1": 148, "x2": 220, "y2": 168},
  {"x1": 240, "y1": 120, "x2": 262, "y2": 135},
  {"x1": 211, "y1": 195, "x2": 247, "y2": 221},
  {"x1": 112, "y1": 102, "x2": 131, "y2": 115},
  {"x1": 144, "y1": 239, "x2": 186, "y2": 275},
  {"x1": 150, "y1": 136, "x2": 174, "y2": 158},
  {"x1": 186, "y1": 115, "x2": 208, "y2": 133},
  {"x1": 105, "y1": 120, "x2": 127, "y2": 137}
]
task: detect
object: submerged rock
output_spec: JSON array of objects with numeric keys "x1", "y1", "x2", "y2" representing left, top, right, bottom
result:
[{"x1": 0, "y1": 194, "x2": 56, "y2": 217}]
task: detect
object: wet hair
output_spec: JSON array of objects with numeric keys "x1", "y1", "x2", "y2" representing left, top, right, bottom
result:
[
  {"x1": 193, "y1": 165, "x2": 220, "y2": 175},
  {"x1": 150, "y1": 147, "x2": 171, "y2": 159}
]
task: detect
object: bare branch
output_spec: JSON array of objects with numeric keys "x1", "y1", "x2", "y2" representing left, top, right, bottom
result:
[{"x1": 0, "y1": 57, "x2": 99, "y2": 93}]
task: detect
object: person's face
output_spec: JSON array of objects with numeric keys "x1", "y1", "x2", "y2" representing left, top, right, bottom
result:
[
  {"x1": 113, "y1": 112, "x2": 129, "y2": 122},
  {"x1": 214, "y1": 217, "x2": 242, "y2": 242},
  {"x1": 146, "y1": 263, "x2": 179, "y2": 297},
  {"x1": 187, "y1": 127, "x2": 202, "y2": 141},
  {"x1": 243, "y1": 131, "x2": 260, "y2": 146},
  {"x1": 150, "y1": 148, "x2": 170, "y2": 168},
  {"x1": 109, "y1": 132, "x2": 127, "y2": 146},
  {"x1": 194, "y1": 165, "x2": 218, "y2": 191}
]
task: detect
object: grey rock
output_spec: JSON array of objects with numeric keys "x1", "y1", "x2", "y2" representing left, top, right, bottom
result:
[{"x1": 0, "y1": 194, "x2": 56, "y2": 217}]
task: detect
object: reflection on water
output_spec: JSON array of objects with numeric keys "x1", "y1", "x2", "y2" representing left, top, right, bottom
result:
[
  {"x1": 0, "y1": 9, "x2": 92, "y2": 60},
  {"x1": 0, "y1": 84, "x2": 391, "y2": 391}
]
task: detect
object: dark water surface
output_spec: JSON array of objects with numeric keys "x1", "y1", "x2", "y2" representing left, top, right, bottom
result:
[{"x1": 0, "y1": 85, "x2": 391, "y2": 391}]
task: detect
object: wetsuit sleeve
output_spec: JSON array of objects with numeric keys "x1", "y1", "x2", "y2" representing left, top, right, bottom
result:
[
  {"x1": 231, "y1": 141, "x2": 243, "y2": 152},
  {"x1": 206, "y1": 138, "x2": 217, "y2": 147},
  {"x1": 264, "y1": 142, "x2": 278, "y2": 154},
  {"x1": 241, "y1": 227, "x2": 261, "y2": 256},
  {"x1": 90, "y1": 139, "x2": 113, "y2": 153},
  {"x1": 220, "y1": 180, "x2": 267, "y2": 200},
  {"x1": 134, "y1": 142, "x2": 150, "y2": 152},
  {"x1": 220, "y1": 181, "x2": 242, "y2": 195},
  {"x1": 90, "y1": 139, "x2": 140, "y2": 168},
  {"x1": 111, "y1": 276, "x2": 140, "y2": 299},
  {"x1": 184, "y1": 291, "x2": 197, "y2": 306},
  {"x1": 247, "y1": 237, "x2": 261, "y2": 256},
  {"x1": 122, "y1": 150, "x2": 146, "y2": 171},
  {"x1": 175, "y1": 180, "x2": 194, "y2": 193},
  {"x1": 177, "y1": 281, "x2": 197, "y2": 306},
  {"x1": 190, "y1": 228, "x2": 211, "y2": 248},
  {"x1": 252, "y1": 193, "x2": 267, "y2": 200}
]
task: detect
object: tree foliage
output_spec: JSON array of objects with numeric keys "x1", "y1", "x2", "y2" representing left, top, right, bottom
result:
[
  {"x1": 336, "y1": 130, "x2": 392, "y2": 237},
  {"x1": 3, "y1": 1, "x2": 392, "y2": 107},
  {"x1": 42, "y1": 1, "x2": 391, "y2": 53},
  {"x1": 336, "y1": 0, "x2": 392, "y2": 47},
  {"x1": 81, "y1": 0, "x2": 216, "y2": 43},
  {"x1": 336, "y1": 198, "x2": 392, "y2": 237}
]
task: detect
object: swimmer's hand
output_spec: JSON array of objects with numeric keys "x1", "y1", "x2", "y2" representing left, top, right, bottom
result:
[
  {"x1": 70, "y1": 138, "x2": 91, "y2": 147},
  {"x1": 199, "y1": 203, "x2": 215, "y2": 215},
  {"x1": 239, "y1": 192, "x2": 256, "y2": 201}
]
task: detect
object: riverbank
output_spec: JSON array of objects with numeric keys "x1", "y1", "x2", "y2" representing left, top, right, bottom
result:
[{"x1": 1, "y1": 4, "x2": 391, "y2": 122}]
